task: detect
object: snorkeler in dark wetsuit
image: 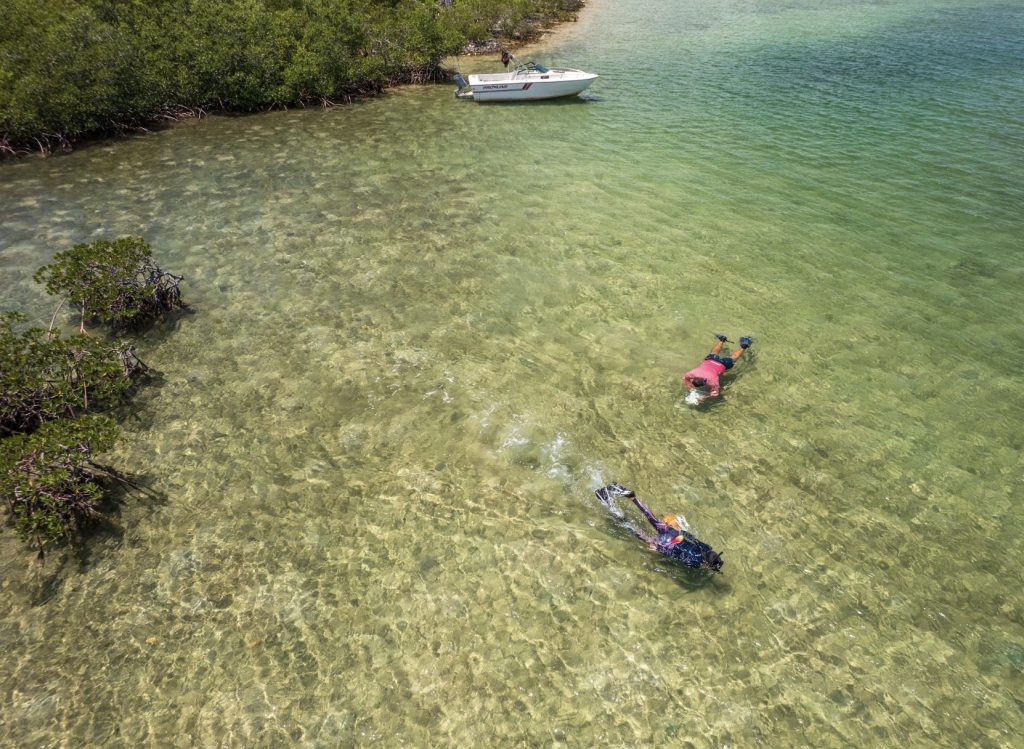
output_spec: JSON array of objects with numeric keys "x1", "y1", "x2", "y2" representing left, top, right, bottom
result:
[{"x1": 595, "y1": 484, "x2": 724, "y2": 572}]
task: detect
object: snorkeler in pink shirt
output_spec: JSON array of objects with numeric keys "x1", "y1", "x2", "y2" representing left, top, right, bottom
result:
[{"x1": 683, "y1": 335, "x2": 753, "y2": 398}]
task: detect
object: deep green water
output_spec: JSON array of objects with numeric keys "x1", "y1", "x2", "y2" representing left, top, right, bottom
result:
[{"x1": 2, "y1": 0, "x2": 1023, "y2": 745}]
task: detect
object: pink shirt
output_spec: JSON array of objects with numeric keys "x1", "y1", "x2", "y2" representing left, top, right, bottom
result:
[{"x1": 684, "y1": 359, "x2": 727, "y2": 396}]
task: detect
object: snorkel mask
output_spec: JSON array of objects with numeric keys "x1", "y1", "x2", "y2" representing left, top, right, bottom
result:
[{"x1": 704, "y1": 549, "x2": 724, "y2": 572}]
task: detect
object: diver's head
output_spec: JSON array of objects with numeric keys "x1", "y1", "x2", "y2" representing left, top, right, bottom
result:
[
  {"x1": 703, "y1": 549, "x2": 724, "y2": 572},
  {"x1": 691, "y1": 377, "x2": 707, "y2": 388}
]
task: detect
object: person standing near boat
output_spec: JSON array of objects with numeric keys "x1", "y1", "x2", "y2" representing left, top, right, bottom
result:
[
  {"x1": 683, "y1": 335, "x2": 753, "y2": 399},
  {"x1": 501, "y1": 50, "x2": 514, "y2": 68}
]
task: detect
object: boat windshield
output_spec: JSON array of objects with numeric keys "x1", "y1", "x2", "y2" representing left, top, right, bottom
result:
[{"x1": 514, "y1": 61, "x2": 551, "y2": 74}]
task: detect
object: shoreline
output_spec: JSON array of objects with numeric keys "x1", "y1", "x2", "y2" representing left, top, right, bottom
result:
[
  {"x1": 0, "y1": 1, "x2": 588, "y2": 160},
  {"x1": 460, "y1": 1, "x2": 587, "y2": 57},
  {"x1": 443, "y1": 2, "x2": 590, "y2": 80}
]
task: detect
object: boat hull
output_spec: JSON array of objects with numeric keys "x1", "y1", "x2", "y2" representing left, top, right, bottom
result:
[{"x1": 464, "y1": 70, "x2": 597, "y2": 102}]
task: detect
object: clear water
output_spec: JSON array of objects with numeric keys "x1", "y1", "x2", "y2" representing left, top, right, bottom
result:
[{"x1": 2, "y1": 0, "x2": 1023, "y2": 745}]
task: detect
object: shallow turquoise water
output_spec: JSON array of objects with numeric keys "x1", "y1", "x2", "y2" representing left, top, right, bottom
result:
[{"x1": 1, "y1": 0, "x2": 1022, "y2": 745}]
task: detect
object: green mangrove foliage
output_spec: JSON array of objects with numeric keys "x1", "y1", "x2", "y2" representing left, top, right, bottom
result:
[
  {"x1": 0, "y1": 312, "x2": 146, "y2": 436},
  {"x1": 0, "y1": 0, "x2": 585, "y2": 153},
  {"x1": 0, "y1": 416, "x2": 119, "y2": 561},
  {"x1": 1, "y1": 237, "x2": 182, "y2": 561},
  {"x1": 34, "y1": 236, "x2": 184, "y2": 332}
]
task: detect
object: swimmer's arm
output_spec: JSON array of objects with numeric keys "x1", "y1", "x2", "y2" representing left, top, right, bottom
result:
[
  {"x1": 631, "y1": 496, "x2": 661, "y2": 528},
  {"x1": 627, "y1": 525, "x2": 657, "y2": 549}
]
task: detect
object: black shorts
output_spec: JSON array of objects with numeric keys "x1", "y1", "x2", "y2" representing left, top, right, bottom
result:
[{"x1": 704, "y1": 354, "x2": 735, "y2": 370}]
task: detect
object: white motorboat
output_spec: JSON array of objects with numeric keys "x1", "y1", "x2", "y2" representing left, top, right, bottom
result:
[{"x1": 454, "y1": 61, "x2": 598, "y2": 102}]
